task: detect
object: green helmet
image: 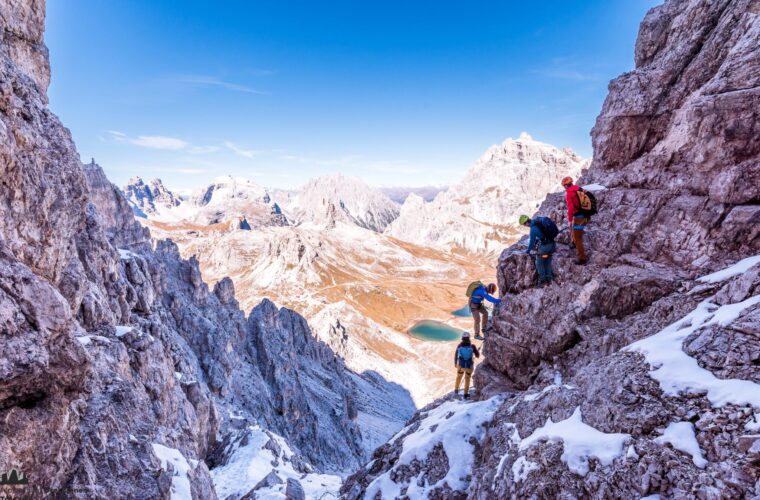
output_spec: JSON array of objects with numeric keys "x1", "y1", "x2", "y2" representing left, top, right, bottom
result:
[{"x1": 519, "y1": 214, "x2": 530, "y2": 225}]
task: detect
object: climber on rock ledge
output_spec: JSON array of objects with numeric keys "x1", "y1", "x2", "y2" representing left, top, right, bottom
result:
[
  {"x1": 466, "y1": 281, "x2": 501, "y2": 340},
  {"x1": 562, "y1": 176, "x2": 597, "y2": 265}
]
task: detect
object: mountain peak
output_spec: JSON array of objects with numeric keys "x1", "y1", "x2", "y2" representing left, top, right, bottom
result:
[
  {"x1": 287, "y1": 174, "x2": 400, "y2": 232},
  {"x1": 518, "y1": 131, "x2": 534, "y2": 141},
  {"x1": 386, "y1": 135, "x2": 587, "y2": 253},
  {"x1": 126, "y1": 176, "x2": 145, "y2": 187}
]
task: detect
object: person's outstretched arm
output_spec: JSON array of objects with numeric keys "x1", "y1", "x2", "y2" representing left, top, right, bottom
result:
[
  {"x1": 484, "y1": 293, "x2": 501, "y2": 304},
  {"x1": 525, "y1": 225, "x2": 539, "y2": 254}
]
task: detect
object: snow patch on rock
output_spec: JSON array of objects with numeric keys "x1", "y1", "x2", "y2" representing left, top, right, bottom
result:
[
  {"x1": 511, "y1": 456, "x2": 539, "y2": 483},
  {"x1": 626, "y1": 296, "x2": 760, "y2": 407},
  {"x1": 697, "y1": 255, "x2": 760, "y2": 283},
  {"x1": 519, "y1": 407, "x2": 629, "y2": 476},
  {"x1": 365, "y1": 396, "x2": 503, "y2": 498},
  {"x1": 211, "y1": 425, "x2": 340, "y2": 500},
  {"x1": 152, "y1": 443, "x2": 194, "y2": 500},
  {"x1": 654, "y1": 422, "x2": 707, "y2": 468}
]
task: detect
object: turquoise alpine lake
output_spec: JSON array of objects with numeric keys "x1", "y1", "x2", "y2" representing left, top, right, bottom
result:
[
  {"x1": 408, "y1": 320, "x2": 462, "y2": 342},
  {"x1": 452, "y1": 305, "x2": 471, "y2": 317}
]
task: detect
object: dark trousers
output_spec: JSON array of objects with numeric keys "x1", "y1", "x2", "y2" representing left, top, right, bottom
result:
[
  {"x1": 470, "y1": 302, "x2": 488, "y2": 336},
  {"x1": 535, "y1": 242, "x2": 555, "y2": 283}
]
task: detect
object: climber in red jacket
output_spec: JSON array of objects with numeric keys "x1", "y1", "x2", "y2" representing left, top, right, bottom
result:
[{"x1": 562, "y1": 176, "x2": 589, "y2": 265}]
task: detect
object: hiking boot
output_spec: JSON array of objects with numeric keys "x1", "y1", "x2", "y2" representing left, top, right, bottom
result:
[
  {"x1": 474, "y1": 334, "x2": 485, "y2": 341},
  {"x1": 463, "y1": 393, "x2": 470, "y2": 400},
  {"x1": 453, "y1": 389, "x2": 459, "y2": 396}
]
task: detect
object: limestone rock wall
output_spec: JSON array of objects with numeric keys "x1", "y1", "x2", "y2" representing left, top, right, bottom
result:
[{"x1": 0, "y1": 2, "x2": 408, "y2": 497}]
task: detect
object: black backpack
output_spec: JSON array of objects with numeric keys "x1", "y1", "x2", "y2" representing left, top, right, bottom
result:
[
  {"x1": 576, "y1": 188, "x2": 598, "y2": 217},
  {"x1": 535, "y1": 216, "x2": 559, "y2": 242}
]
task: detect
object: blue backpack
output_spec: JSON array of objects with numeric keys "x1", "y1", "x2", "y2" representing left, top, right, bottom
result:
[
  {"x1": 459, "y1": 346, "x2": 474, "y2": 361},
  {"x1": 535, "y1": 216, "x2": 559, "y2": 242}
]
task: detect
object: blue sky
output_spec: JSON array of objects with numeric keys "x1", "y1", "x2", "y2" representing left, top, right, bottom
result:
[{"x1": 46, "y1": 0, "x2": 660, "y2": 190}]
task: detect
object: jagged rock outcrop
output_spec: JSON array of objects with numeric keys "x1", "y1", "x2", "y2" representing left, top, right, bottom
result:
[
  {"x1": 485, "y1": 0, "x2": 760, "y2": 394},
  {"x1": 385, "y1": 133, "x2": 588, "y2": 255},
  {"x1": 0, "y1": 2, "x2": 411, "y2": 497},
  {"x1": 123, "y1": 174, "x2": 182, "y2": 217},
  {"x1": 344, "y1": 0, "x2": 760, "y2": 497}
]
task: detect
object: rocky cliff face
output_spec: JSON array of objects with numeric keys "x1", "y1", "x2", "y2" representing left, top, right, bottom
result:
[
  {"x1": 344, "y1": 0, "x2": 760, "y2": 497},
  {"x1": 0, "y1": 2, "x2": 411, "y2": 497},
  {"x1": 385, "y1": 133, "x2": 588, "y2": 255}
]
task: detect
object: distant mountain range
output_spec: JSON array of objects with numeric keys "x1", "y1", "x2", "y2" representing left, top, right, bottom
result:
[{"x1": 123, "y1": 133, "x2": 585, "y2": 256}]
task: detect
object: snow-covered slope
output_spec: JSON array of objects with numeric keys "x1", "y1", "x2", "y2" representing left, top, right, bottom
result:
[
  {"x1": 185, "y1": 175, "x2": 288, "y2": 226},
  {"x1": 284, "y1": 173, "x2": 400, "y2": 232},
  {"x1": 380, "y1": 185, "x2": 447, "y2": 204},
  {"x1": 386, "y1": 133, "x2": 588, "y2": 254}
]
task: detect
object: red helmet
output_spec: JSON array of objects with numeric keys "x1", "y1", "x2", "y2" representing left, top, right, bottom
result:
[
  {"x1": 487, "y1": 283, "x2": 497, "y2": 294},
  {"x1": 561, "y1": 176, "x2": 573, "y2": 187}
]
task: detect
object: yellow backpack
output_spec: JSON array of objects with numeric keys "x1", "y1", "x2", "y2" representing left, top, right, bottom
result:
[{"x1": 465, "y1": 281, "x2": 483, "y2": 298}]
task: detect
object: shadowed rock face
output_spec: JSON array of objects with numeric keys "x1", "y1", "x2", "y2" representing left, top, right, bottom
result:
[
  {"x1": 343, "y1": 1, "x2": 760, "y2": 498},
  {"x1": 0, "y1": 2, "x2": 412, "y2": 497}
]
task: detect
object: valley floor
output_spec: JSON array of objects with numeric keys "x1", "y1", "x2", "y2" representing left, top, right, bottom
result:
[{"x1": 144, "y1": 219, "x2": 501, "y2": 406}]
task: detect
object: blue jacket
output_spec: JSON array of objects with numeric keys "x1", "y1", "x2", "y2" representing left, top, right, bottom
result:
[
  {"x1": 470, "y1": 285, "x2": 501, "y2": 305},
  {"x1": 525, "y1": 222, "x2": 546, "y2": 254}
]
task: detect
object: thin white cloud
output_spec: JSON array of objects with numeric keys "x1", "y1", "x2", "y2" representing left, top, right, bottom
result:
[
  {"x1": 247, "y1": 68, "x2": 275, "y2": 77},
  {"x1": 275, "y1": 151, "x2": 432, "y2": 176},
  {"x1": 178, "y1": 75, "x2": 268, "y2": 95},
  {"x1": 131, "y1": 136, "x2": 188, "y2": 150},
  {"x1": 108, "y1": 130, "x2": 187, "y2": 150},
  {"x1": 108, "y1": 131, "x2": 218, "y2": 153},
  {"x1": 224, "y1": 141, "x2": 257, "y2": 159},
  {"x1": 277, "y1": 153, "x2": 360, "y2": 167},
  {"x1": 166, "y1": 168, "x2": 208, "y2": 175}
]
